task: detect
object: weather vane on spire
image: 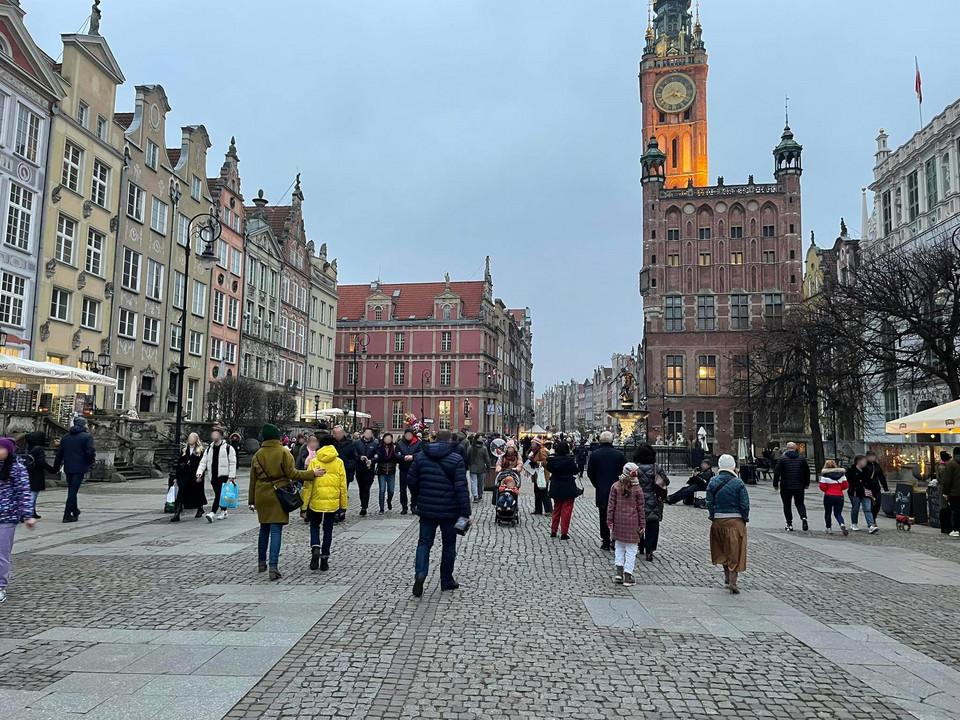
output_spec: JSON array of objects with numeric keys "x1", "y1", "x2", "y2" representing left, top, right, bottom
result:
[{"x1": 784, "y1": 94, "x2": 790, "y2": 126}]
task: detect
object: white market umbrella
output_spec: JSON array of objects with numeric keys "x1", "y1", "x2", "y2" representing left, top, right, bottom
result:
[
  {"x1": 528, "y1": 424, "x2": 548, "y2": 435},
  {"x1": 885, "y1": 399, "x2": 960, "y2": 435},
  {"x1": 0, "y1": 355, "x2": 117, "y2": 386}
]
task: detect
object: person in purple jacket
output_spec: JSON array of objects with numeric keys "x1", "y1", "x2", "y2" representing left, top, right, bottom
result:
[{"x1": 0, "y1": 437, "x2": 37, "y2": 603}]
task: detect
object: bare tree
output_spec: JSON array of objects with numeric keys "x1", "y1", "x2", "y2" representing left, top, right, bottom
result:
[
  {"x1": 206, "y1": 377, "x2": 264, "y2": 435},
  {"x1": 264, "y1": 390, "x2": 298, "y2": 428}
]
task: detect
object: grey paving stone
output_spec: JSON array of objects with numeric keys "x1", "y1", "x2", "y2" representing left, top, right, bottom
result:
[
  {"x1": 79, "y1": 694, "x2": 163, "y2": 720},
  {"x1": 134, "y1": 674, "x2": 260, "y2": 696},
  {"x1": 50, "y1": 644, "x2": 156, "y2": 673},
  {"x1": 28, "y1": 691, "x2": 106, "y2": 713},
  {"x1": 122, "y1": 645, "x2": 224, "y2": 674},
  {"x1": 204, "y1": 631, "x2": 305, "y2": 647},
  {"x1": 0, "y1": 689, "x2": 50, "y2": 711},
  {"x1": 42, "y1": 672, "x2": 155, "y2": 695},
  {"x1": 582, "y1": 597, "x2": 661, "y2": 629},
  {"x1": 147, "y1": 630, "x2": 224, "y2": 645},
  {"x1": 192, "y1": 646, "x2": 289, "y2": 676}
]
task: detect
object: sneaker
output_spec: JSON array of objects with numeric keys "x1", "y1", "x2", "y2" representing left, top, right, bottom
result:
[
  {"x1": 441, "y1": 579, "x2": 460, "y2": 591},
  {"x1": 614, "y1": 566, "x2": 624, "y2": 583},
  {"x1": 950, "y1": 531, "x2": 960, "y2": 538},
  {"x1": 825, "y1": 527, "x2": 833, "y2": 534},
  {"x1": 401, "y1": 508, "x2": 408, "y2": 515},
  {"x1": 258, "y1": 562, "x2": 267, "y2": 573},
  {"x1": 205, "y1": 512, "x2": 215, "y2": 523},
  {"x1": 216, "y1": 510, "x2": 227, "y2": 520},
  {"x1": 63, "y1": 516, "x2": 79, "y2": 523},
  {"x1": 850, "y1": 525, "x2": 861, "y2": 532},
  {"x1": 379, "y1": 509, "x2": 385, "y2": 515},
  {"x1": 785, "y1": 525, "x2": 794, "y2": 532},
  {"x1": 413, "y1": 575, "x2": 426, "y2": 597},
  {"x1": 622, "y1": 573, "x2": 636, "y2": 587},
  {"x1": 359, "y1": 508, "x2": 367, "y2": 517},
  {"x1": 841, "y1": 524, "x2": 849, "y2": 537},
  {"x1": 269, "y1": 568, "x2": 282, "y2": 581},
  {"x1": 801, "y1": 518, "x2": 809, "y2": 532},
  {"x1": 560, "y1": 534, "x2": 570, "y2": 540},
  {"x1": 388, "y1": 500, "x2": 393, "y2": 510},
  {"x1": 320, "y1": 557, "x2": 329, "y2": 572},
  {"x1": 550, "y1": 532, "x2": 557, "y2": 538},
  {"x1": 870, "y1": 525, "x2": 880, "y2": 534},
  {"x1": 601, "y1": 543, "x2": 611, "y2": 551},
  {"x1": 0, "y1": 588, "x2": 5, "y2": 603}
]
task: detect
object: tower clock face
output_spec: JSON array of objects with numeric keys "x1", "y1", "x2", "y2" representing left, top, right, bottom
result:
[{"x1": 654, "y1": 73, "x2": 696, "y2": 114}]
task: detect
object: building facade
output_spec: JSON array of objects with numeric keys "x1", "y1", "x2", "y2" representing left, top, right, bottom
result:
[
  {"x1": 34, "y1": 23, "x2": 124, "y2": 420},
  {"x1": 638, "y1": 2, "x2": 804, "y2": 451},
  {"x1": 334, "y1": 262, "x2": 532, "y2": 435},
  {"x1": 0, "y1": 0, "x2": 62, "y2": 365},
  {"x1": 306, "y1": 243, "x2": 338, "y2": 419}
]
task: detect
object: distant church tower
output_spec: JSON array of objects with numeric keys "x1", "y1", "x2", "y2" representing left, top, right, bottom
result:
[{"x1": 639, "y1": 0, "x2": 709, "y2": 189}]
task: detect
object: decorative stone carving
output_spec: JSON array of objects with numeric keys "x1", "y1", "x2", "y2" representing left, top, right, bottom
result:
[
  {"x1": 51, "y1": 185, "x2": 62, "y2": 203},
  {"x1": 100, "y1": 338, "x2": 110, "y2": 354},
  {"x1": 82, "y1": 200, "x2": 93, "y2": 218},
  {"x1": 104, "y1": 282, "x2": 114, "y2": 298},
  {"x1": 72, "y1": 330, "x2": 82, "y2": 349},
  {"x1": 45, "y1": 258, "x2": 57, "y2": 278},
  {"x1": 39, "y1": 322, "x2": 50, "y2": 341},
  {"x1": 110, "y1": 215, "x2": 119, "y2": 232},
  {"x1": 77, "y1": 271, "x2": 87, "y2": 290}
]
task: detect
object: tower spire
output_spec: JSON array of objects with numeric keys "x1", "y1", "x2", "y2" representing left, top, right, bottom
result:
[{"x1": 784, "y1": 94, "x2": 790, "y2": 127}]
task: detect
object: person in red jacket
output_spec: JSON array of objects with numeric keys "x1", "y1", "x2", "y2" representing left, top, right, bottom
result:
[{"x1": 819, "y1": 460, "x2": 849, "y2": 536}]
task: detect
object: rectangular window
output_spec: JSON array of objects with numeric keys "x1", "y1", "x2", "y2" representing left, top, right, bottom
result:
[
  {"x1": 216, "y1": 239, "x2": 228, "y2": 268},
  {"x1": 394, "y1": 362, "x2": 406, "y2": 386},
  {"x1": 117, "y1": 308, "x2": 137, "y2": 338},
  {"x1": 881, "y1": 190, "x2": 892, "y2": 236},
  {"x1": 225, "y1": 342, "x2": 237, "y2": 365},
  {"x1": 126, "y1": 183, "x2": 145, "y2": 221},
  {"x1": 121, "y1": 248, "x2": 141, "y2": 291},
  {"x1": 666, "y1": 410, "x2": 683, "y2": 440},
  {"x1": 170, "y1": 324, "x2": 182, "y2": 351},
  {"x1": 438, "y1": 400, "x2": 451, "y2": 430},
  {"x1": 907, "y1": 171, "x2": 919, "y2": 221},
  {"x1": 114, "y1": 367, "x2": 128, "y2": 411},
  {"x1": 191, "y1": 281, "x2": 207, "y2": 317},
  {"x1": 763, "y1": 250, "x2": 776, "y2": 263},
  {"x1": 696, "y1": 411, "x2": 716, "y2": 440},
  {"x1": 925, "y1": 157, "x2": 938, "y2": 209},
  {"x1": 15, "y1": 105, "x2": 41, "y2": 162},
  {"x1": 172, "y1": 271, "x2": 186, "y2": 310},
  {"x1": 96, "y1": 115, "x2": 108, "y2": 140},
  {"x1": 213, "y1": 291, "x2": 225, "y2": 324},
  {"x1": 347, "y1": 361, "x2": 357, "y2": 386},
  {"x1": 186, "y1": 379, "x2": 198, "y2": 421},
  {"x1": 698, "y1": 355, "x2": 718, "y2": 395},
  {"x1": 80, "y1": 297, "x2": 100, "y2": 330},
  {"x1": 730, "y1": 225, "x2": 743, "y2": 238},
  {"x1": 146, "y1": 259, "x2": 163, "y2": 301},
  {"x1": 439, "y1": 361, "x2": 452, "y2": 386},
  {"x1": 150, "y1": 197, "x2": 168, "y2": 235},
  {"x1": 50, "y1": 287, "x2": 71, "y2": 322},
  {"x1": 90, "y1": 159, "x2": 109, "y2": 207},
  {"x1": 763, "y1": 293, "x2": 784, "y2": 328},
  {"x1": 227, "y1": 297, "x2": 239, "y2": 329},
  {"x1": 176, "y1": 213, "x2": 190, "y2": 246},
  {"x1": 730, "y1": 251, "x2": 743, "y2": 265},
  {"x1": 441, "y1": 331, "x2": 452, "y2": 352},
  {"x1": 733, "y1": 411, "x2": 750, "y2": 440},
  {"x1": 145, "y1": 140, "x2": 159, "y2": 170},
  {"x1": 665, "y1": 355, "x2": 684, "y2": 395},
  {"x1": 55, "y1": 214, "x2": 77, "y2": 264},
  {"x1": 230, "y1": 246, "x2": 242, "y2": 276},
  {"x1": 696, "y1": 295, "x2": 716, "y2": 331},
  {"x1": 191, "y1": 175, "x2": 202, "y2": 200},
  {"x1": 0, "y1": 272, "x2": 26, "y2": 327},
  {"x1": 77, "y1": 101, "x2": 89, "y2": 128},
  {"x1": 142, "y1": 316, "x2": 160, "y2": 345},
  {"x1": 762, "y1": 225, "x2": 775, "y2": 237},
  {"x1": 5, "y1": 183, "x2": 34, "y2": 250},
  {"x1": 698, "y1": 252, "x2": 711, "y2": 266},
  {"x1": 883, "y1": 387, "x2": 900, "y2": 423},
  {"x1": 392, "y1": 401, "x2": 404, "y2": 430},
  {"x1": 698, "y1": 227, "x2": 711, "y2": 240},
  {"x1": 665, "y1": 296, "x2": 683, "y2": 332},
  {"x1": 730, "y1": 294, "x2": 750, "y2": 330},
  {"x1": 667, "y1": 228, "x2": 679, "y2": 242},
  {"x1": 210, "y1": 337, "x2": 223, "y2": 361},
  {"x1": 189, "y1": 330, "x2": 203, "y2": 356},
  {"x1": 395, "y1": 332, "x2": 405, "y2": 352},
  {"x1": 61, "y1": 140, "x2": 83, "y2": 192},
  {"x1": 667, "y1": 253, "x2": 680, "y2": 266}
]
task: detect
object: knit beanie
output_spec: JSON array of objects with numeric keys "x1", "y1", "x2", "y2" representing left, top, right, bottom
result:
[
  {"x1": 262, "y1": 424, "x2": 281, "y2": 441},
  {"x1": 621, "y1": 462, "x2": 639, "y2": 479},
  {"x1": 0, "y1": 437, "x2": 16, "y2": 457},
  {"x1": 74, "y1": 417, "x2": 88, "y2": 428},
  {"x1": 718, "y1": 454, "x2": 736, "y2": 470}
]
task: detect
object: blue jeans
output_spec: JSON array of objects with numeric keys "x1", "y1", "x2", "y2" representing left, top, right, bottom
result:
[
  {"x1": 308, "y1": 510, "x2": 336, "y2": 557},
  {"x1": 258, "y1": 523, "x2": 283, "y2": 568},
  {"x1": 378, "y1": 473, "x2": 396, "y2": 511},
  {"x1": 415, "y1": 516, "x2": 458, "y2": 585},
  {"x1": 64, "y1": 473, "x2": 84, "y2": 518},
  {"x1": 849, "y1": 496, "x2": 874, "y2": 526},
  {"x1": 824, "y1": 495, "x2": 845, "y2": 528}
]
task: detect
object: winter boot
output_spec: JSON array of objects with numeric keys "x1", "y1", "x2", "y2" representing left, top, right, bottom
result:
[
  {"x1": 614, "y1": 566, "x2": 624, "y2": 584},
  {"x1": 723, "y1": 567, "x2": 731, "y2": 587},
  {"x1": 728, "y1": 571, "x2": 740, "y2": 594},
  {"x1": 622, "y1": 573, "x2": 636, "y2": 587},
  {"x1": 310, "y1": 547, "x2": 320, "y2": 571}
]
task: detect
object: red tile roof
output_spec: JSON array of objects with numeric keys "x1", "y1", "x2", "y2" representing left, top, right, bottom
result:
[
  {"x1": 338, "y1": 281, "x2": 487, "y2": 322},
  {"x1": 166, "y1": 148, "x2": 181, "y2": 167},
  {"x1": 113, "y1": 112, "x2": 134, "y2": 130},
  {"x1": 262, "y1": 206, "x2": 290, "y2": 236}
]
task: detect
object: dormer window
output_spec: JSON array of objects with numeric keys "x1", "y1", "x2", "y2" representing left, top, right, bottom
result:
[
  {"x1": 374, "y1": 306, "x2": 382, "y2": 321},
  {"x1": 442, "y1": 305, "x2": 452, "y2": 320}
]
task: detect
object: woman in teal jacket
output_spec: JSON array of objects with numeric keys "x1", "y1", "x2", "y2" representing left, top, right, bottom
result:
[{"x1": 706, "y1": 454, "x2": 750, "y2": 594}]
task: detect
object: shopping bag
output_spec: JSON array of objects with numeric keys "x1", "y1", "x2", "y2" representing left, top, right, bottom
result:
[
  {"x1": 220, "y1": 481, "x2": 239, "y2": 509},
  {"x1": 164, "y1": 484, "x2": 178, "y2": 513}
]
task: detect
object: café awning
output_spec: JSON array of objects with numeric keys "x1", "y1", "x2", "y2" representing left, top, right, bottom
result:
[
  {"x1": 0, "y1": 355, "x2": 117, "y2": 386},
  {"x1": 885, "y1": 399, "x2": 960, "y2": 435}
]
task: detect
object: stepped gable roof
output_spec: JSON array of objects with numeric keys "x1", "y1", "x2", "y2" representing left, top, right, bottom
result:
[{"x1": 337, "y1": 281, "x2": 486, "y2": 322}]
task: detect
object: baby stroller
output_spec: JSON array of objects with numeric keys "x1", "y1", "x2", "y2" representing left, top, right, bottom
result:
[{"x1": 495, "y1": 469, "x2": 521, "y2": 526}]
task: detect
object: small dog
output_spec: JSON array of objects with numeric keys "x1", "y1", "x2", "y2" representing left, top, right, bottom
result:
[{"x1": 896, "y1": 514, "x2": 914, "y2": 531}]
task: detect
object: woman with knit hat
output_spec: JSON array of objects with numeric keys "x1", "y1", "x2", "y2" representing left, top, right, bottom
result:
[
  {"x1": 0, "y1": 437, "x2": 36, "y2": 603},
  {"x1": 606, "y1": 462, "x2": 646, "y2": 586},
  {"x1": 249, "y1": 424, "x2": 324, "y2": 580},
  {"x1": 706, "y1": 454, "x2": 750, "y2": 594}
]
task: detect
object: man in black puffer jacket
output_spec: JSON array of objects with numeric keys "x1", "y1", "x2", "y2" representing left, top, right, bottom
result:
[
  {"x1": 773, "y1": 442, "x2": 811, "y2": 532},
  {"x1": 407, "y1": 429, "x2": 471, "y2": 597},
  {"x1": 587, "y1": 431, "x2": 627, "y2": 551}
]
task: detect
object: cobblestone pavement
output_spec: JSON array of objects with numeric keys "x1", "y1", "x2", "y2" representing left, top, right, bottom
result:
[{"x1": 2, "y1": 471, "x2": 960, "y2": 719}]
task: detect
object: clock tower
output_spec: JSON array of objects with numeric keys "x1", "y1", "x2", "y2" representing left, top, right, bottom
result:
[{"x1": 639, "y1": 0, "x2": 708, "y2": 188}]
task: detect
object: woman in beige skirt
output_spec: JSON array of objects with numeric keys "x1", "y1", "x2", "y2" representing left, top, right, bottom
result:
[{"x1": 706, "y1": 454, "x2": 750, "y2": 594}]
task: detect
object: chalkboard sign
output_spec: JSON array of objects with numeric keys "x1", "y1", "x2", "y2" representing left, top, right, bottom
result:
[{"x1": 894, "y1": 483, "x2": 913, "y2": 517}]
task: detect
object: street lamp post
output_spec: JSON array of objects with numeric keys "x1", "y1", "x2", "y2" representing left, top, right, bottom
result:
[
  {"x1": 167, "y1": 180, "x2": 220, "y2": 486},
  {"x1": 80, "y1": 347, "x2": 97, "y2": 412},
  {"x1": 350, "y1": 332, "x2": 370, "y2": 433},
  {"x1": 314, "y1": 393, "x2": 320, "y2": 425},
  {"x1": 96, "y1": 351, "x2": 111, "y2": 412},
  {"x1": 421, "y1": 369, "x2": 431, "y2": 424}
]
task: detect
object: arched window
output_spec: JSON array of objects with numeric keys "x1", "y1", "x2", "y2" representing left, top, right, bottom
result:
[
  {"x1": 443, "y1": 305, "x2": 452, "y2": 320},
  {"x1": 374, "y1": 306, "x2": 382, "y2": 321}
]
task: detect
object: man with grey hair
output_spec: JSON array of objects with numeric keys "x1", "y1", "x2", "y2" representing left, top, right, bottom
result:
[
  {"x1": 773, "y1": 441, "x2": 811, "y2": 532},
  {"x1": 587, "y1": 431, "x2": 626, "y2": 551}
]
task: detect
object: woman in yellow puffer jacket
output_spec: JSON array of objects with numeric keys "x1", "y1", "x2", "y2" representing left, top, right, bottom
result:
[{"x1": 301, "y1": 440, "x2": 348, "y2": 571}]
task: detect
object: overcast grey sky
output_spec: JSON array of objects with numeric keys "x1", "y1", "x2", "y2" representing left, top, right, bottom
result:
[{"x1": 25, "y1": 1, "x2": 957, "y2": 391}]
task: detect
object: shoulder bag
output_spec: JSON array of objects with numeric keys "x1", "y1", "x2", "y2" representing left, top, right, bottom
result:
[{"x1": 256, "y1": 457, "x2": 303, "y2": 514}]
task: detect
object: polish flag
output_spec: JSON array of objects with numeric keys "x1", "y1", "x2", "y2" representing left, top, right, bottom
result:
[{"x1": 915, "y1": 57, "x2": 922, "y2": 104}]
